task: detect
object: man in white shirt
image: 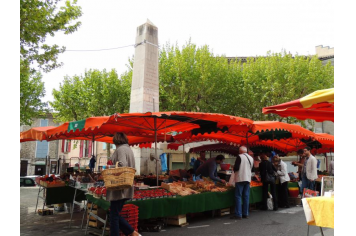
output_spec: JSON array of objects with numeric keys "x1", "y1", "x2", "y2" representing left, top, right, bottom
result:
[
  {"x1": 230, "y1": 146, "x2": 254, "y2": 220},
  {"x1": 303, "y1": 146, "x2": 318, "y2": 192}
]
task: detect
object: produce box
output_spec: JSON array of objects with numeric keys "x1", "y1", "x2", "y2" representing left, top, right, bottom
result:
[
  {"x1": 289, "y1": 197, "x2": 302, "y2": 206},
  {"x1": 40, "y1": 181, "x2": 66, "y2": 188},
  {"x1": 161, "y1": 182, "x2": 171, "y2": 191},
  {"x1": 38, "y1": 209, "x2": 53, "y2": 216},
  {"x1": 166, "y1": 214, "x2": 187, "y2": 226},
  {"x1": 215, "y1": 208, "x2": 230, "y2": 216}
]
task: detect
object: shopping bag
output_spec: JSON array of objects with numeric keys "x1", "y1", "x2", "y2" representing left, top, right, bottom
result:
[
  {"x1": 267, "y1": 192, "x2": 273, "y2": 210},
  {"x1": 228, "y1": 172, "x2": 236, "y2": 187}
]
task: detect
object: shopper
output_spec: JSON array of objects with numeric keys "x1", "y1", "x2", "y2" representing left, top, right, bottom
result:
[
  {"x1": 193, "y1": 152, "x2": 207, "y2": 174},
  {"x1": 259, "y1": 152, "x2": 278, "y2": 211},
  {"x1": 89, "y1": 155, "x2": 96, "y2": 173},
  {"x1": 230, "y1": 146, "x2": 254, "y2": 220},
  {"x1": 107, "y1": 132, "x2": 141, "y2": 236},
  {"x1": 292, "y1": 149, "x2": 306, "y2": 195},
  {"x1": 253, "y1": 154, "x2": 261, "y2": 174},
  {"x1": 274, "y1": 155, "x2": 290, "y2": 208},
  {"x1": 303, "y1": 146, "x2": 318, "y2": 193},
  {"x1": 195, "y1": 155, "x2": 226, "y2": 183}
]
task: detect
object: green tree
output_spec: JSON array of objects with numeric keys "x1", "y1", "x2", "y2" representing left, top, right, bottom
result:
[
  {"x1": 159, "y1": 42, "x2": 334, "y2": 125},
  {"x1": 20, "y1": 60, "x2": 47, "y2": 125},
  {"x1": 159, "y1": 41, "x2": 236, "y2": 112},
  {"x1": 20, "y1": 0, "x2": 82, "y2": 72},
  {"x1": 50, "y1": 66, "x2": 132, "y2": 156},
  {"x1": 20, "y1": 0, "x2": 82, "y2": 125}
]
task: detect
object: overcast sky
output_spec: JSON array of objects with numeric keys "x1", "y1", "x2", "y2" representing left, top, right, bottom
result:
[{"x1": 42, "y1": 0, "x2": 334, "y2": 102}]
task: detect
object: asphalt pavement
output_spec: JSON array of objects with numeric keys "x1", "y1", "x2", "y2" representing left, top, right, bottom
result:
[{"x1": 20, "y1": 187, "x2": 334, "y2": 236}]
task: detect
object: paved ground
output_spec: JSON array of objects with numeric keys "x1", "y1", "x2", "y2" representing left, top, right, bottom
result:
[{"x1": 21, "y1": 187, "x2": 334, "y2": 236}]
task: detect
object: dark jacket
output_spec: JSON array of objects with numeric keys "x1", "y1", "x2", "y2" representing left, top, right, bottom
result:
[
  {"x1": 195, "y1": 158, "x2": 221, "y2": 182},
  {"x1": 259, "y1": 160, "x2": 277, "y2": 182}
]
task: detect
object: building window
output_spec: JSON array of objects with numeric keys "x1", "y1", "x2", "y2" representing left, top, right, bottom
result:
[
  {"x1": 80, "y1": 140, "x2": 92, "y2": 158},
  {"x1": 36, "y1": 119, "x2": 48, "y2": 158},
  {"x1": 61, "y1": 140, "x2": 71, "y2": 153},
  {"x1": 103, "y1": 143, "x2": 116, "y2": 150}
]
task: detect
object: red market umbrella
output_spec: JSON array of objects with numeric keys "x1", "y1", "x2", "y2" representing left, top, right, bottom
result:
[
  {"x1": 22, "y1": 112, "x2": 253, "y2": 185},
  {"x1": 20, "y1": 126, "x2": 56, "y2": 142},
  {"x1": 262, "y1": 88, "x2": 334, "y2": 122}
]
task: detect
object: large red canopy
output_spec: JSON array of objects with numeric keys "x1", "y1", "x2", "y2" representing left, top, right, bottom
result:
[{"x1": 262, "y1": 88, "x2": 334, "y2": 122}]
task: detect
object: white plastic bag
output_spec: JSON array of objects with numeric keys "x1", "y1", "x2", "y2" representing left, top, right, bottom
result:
[
  {"x1": 228, "y1": 172, "x2": 236, "y2": 187},
  {"x1": 267, "y1": 192, "x2": 274, "y2": 210}
]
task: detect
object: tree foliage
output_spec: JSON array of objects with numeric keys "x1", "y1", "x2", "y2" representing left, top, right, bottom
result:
[
  {"x1": 51, "y1": 41, "x2": 334, "y2": 127},
  {"x1": 20, "y1": 0, "x2": 82, "y2": 72},
  {"x1": 20, "y1": 60, "x2": 47, "y2": 125},
  {"x1": 159, "y1": 41, "x2": 334, "y2": 124},
  {"x1": 50, "y1": 66, "x2": 132, "y2": 122}
]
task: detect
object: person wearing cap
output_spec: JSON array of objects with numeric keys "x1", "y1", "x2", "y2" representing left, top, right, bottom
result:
[{"x1": 273, "y1": 155, "x2": 290, "y2": 208}]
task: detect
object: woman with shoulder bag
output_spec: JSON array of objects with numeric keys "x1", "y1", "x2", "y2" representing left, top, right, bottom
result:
[
  {"x1": 259, "y1": 152, "x2": 278, "y2": 211},
  {"x1": 106, "y1": 133, "x2": 141, "y2": 236}
]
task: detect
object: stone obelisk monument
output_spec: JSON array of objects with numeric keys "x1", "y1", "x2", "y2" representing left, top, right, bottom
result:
[{"x1": 129, "y1": 20, "x2": 161, "y2": 174}]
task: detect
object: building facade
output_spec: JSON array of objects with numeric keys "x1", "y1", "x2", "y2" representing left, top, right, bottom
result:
[{"x1": 20, "y1": 114, "x2": 60, "y2": 176}]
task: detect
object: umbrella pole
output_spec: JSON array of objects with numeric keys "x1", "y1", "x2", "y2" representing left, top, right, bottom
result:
[
  {"x1": 183, "y1": 144, "x2": 185, "y2": 169},
  {"x1": 92, "y1": 135, "x2": 95, "y2": 172},
  {"x1": 155, "y1": 117, "x2": 158, "y2": 186},
  {"x1": 246, "y1": 134, "x2": 249, "y2": 151}
]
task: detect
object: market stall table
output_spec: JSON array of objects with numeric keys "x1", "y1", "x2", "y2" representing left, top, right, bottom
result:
[
  {"x1": 68, "y1": 185, "x2": 89, "y2": 229},
  {"x1": 302, "y1": 196, "x2": 334, "y2": 236},
  {"x1": 35, "y1": 185, "x2": 87, "y2": 214}
]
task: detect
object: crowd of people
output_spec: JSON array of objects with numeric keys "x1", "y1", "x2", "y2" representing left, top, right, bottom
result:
[{"x1": 104, "y1": 131, "x2": 323, "y2": 234}]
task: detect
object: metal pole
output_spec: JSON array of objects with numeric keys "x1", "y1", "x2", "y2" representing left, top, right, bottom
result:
[
  {"x1": 155, "y1": 117, "x2": 158, "y2": 186},
  {"x1": 92, "y1": 135, "x2": 95, "y2": 172},
  {"x1": 183, "y1": 144, "x2": 185, "y2": 169},
  {"x1": 246, "y1": 134, "x2": 249, "y2": 151}
]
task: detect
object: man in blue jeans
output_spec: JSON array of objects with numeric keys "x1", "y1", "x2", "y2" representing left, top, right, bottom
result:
[
  {"x1": 301, "y1": 146, "x2": 318, "y2": 197},
  {"x1": 230, "y1": 146, "x2": 254, "y2": 220}
]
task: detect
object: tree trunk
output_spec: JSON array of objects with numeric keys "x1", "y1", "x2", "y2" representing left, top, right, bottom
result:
[{"x1": 106, "y1": 143, "x2": 111, "y2": 160}]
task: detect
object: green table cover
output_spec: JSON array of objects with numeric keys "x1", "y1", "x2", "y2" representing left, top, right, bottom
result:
[
  {"x1": 46, "y1": 186, "x2": 87, "y2": 205},
  {"x1": 86, "y1": 186, "x2": 263, "y2": 219},
  {"x1": 85, "y1": 183, "x2": 299, "y2": 219}
]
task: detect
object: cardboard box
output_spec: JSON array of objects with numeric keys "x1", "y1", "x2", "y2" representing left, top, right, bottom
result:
[{"x1": 166, "y1": 214, "x2": 187, "y2": 226}]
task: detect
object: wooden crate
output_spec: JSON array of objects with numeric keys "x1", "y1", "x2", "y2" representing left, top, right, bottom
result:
[
  {"x1": 87, "y1": 202, "x2": 98, "y2": 210},
  {"x1": 88, "y1": 220, "x2": 104, "y2": 229},
  {"x1": 38, "y1": 209, "x2": 53, "y2": 216},
  {"x1": 216, "y1": 208, "x2": 231, "y2": 216},
  {"x1": 289, "y1": 197, "x2": 302, "y2": 206},
  {"x1": 160, "y1": 182, "x2": 172, "y2": 191},
  {"x1": 166, "y1": 214, "x2": 187, "y2": 226},
  {"x1": 39, "y1": 180, "x2": 65, "y2": 188}
]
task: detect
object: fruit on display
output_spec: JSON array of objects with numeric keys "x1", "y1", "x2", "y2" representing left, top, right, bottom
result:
[
  {"x1": 93, "y1": 186, "x2": 106, "y2": 198},
  {"x1": 88, "y1": 186, "x2": 96, "y2": 194},
  {"x1": 250, "y1": 181, "x2": 263, "y2": 187},
  {"x1": 131, "y1": 189, "x2": 176, "y2": 201},
  {"x1": 167, "y1": 182, "x2": 200, "y2": 196}
]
